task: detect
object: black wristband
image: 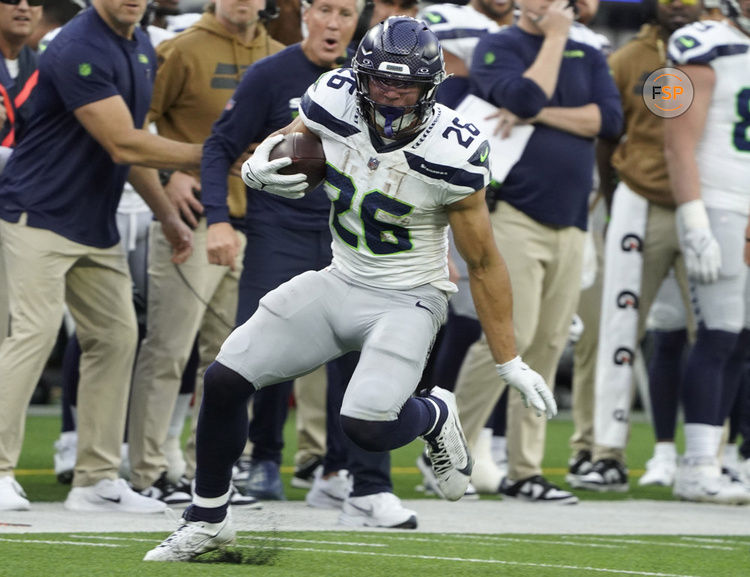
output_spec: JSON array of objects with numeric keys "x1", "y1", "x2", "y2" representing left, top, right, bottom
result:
[{"x1": 158, "y1": 169, "x2": 174, "y2": 186}]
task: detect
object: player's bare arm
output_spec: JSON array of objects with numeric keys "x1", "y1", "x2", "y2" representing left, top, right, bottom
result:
[
  {"x1": 447, "y1": 188, "x2": 517, "y2": 364},
  {"x1": 664, "y1": 64, "x2": 715, "y2": 206},
  {"x1": 74, "y1": 95, "x2": 202, "y2": 170}
]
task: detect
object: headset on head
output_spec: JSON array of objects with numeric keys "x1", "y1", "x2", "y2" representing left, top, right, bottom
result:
[{"x1": 259, "y1": 0, "x2": 281, "y2": 21}]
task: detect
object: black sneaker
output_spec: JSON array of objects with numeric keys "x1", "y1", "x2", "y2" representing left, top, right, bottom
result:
[
  {"x1": 138, "y1": 472, "x2": 192, "y2": 505},
  {"x1": 291, "y1": 456, "x2": 323, "y2": 490},
  {"x1": 577, "y1": 459, "x2": 629, "y2": 492},
  {"x1": 565, "y1": 450, "x2": 593, "y2": 488},
  {"x1": 499, "y1": 475, "x2": 579, "y2": 504}
]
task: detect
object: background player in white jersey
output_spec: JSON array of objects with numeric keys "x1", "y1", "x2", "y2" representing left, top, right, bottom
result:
[
  {"x1": 664, "y1": 0, "x2": 750, "y2": 503},
  {"x1": 145, "y1": 16, "x2": 557, "y2": 562}
]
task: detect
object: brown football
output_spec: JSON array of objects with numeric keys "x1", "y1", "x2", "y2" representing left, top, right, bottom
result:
[{"x1": 268, "y1": 132, "x2": 327, "y2": 193}]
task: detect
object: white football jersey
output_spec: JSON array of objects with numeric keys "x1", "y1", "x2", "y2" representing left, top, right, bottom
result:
[
  {"x1": 418, "y1": 4, "x2": 504, "y2": 69},
  {"x1": 669, "y1": 20, "x2": 750, "y2": 215},
  {"x1": 298, "y1": 69, "x2": 491, "y2": 293}
]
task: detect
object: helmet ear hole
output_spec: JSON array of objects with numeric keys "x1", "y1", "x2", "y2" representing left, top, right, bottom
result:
[{"x1": 352, "y1": 16, "x2": 446, "y2": 140}]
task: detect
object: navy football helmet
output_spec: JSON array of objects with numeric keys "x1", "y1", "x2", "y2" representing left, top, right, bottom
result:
[{"x1": 352, "y1": 16, "x2": 446, "y2": 141}]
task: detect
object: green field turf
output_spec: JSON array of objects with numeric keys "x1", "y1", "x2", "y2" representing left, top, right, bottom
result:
[
  {"x1": 4, "y1": 412, "x2": 747, "y2": 577},
  {"x1": 15, "y1": 411, "x2": 684, "y2": 503},
  {"x1": 1, "y1": 530, "x2": 748, "y2": 577}
]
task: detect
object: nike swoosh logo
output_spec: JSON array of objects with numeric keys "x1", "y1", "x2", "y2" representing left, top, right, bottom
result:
[
  {"x1": 415, "y1": 301, "x2": 433, "y2": 314},
  {"x1": 349, "y1": 502, "x2": 374, "y2": 515},
  {"x1": 480, "y1": 148, "x2": 489, "y2": 163},
  {"x1": 424, "y1": 12, "x2": 441, "y2": 23},
  {"x1": 99, "y1": 496, "x2": 122, "y2": 503}
]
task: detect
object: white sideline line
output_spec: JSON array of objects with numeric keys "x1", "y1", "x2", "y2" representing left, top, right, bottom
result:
[
  {"x1": 0, "y1": 537, "x2": 121, "y2": 548},
  {"x1": 563, "y1": 536, "x2": 737, "y2": 551},
  {"x1": 249, "y1": 544, "x2": 706, "y2": 577}
]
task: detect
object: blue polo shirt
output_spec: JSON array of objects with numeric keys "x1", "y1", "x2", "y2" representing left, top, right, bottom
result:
[
  {"x1": 0, "y1": 8, "x2": 156, "y2": 248},
  {"x1": 202, "y1": 44, "x2": 337, "y2": 231},
  {"x1": 471, "y1": 26, "x2": 622, "y2": 230}
]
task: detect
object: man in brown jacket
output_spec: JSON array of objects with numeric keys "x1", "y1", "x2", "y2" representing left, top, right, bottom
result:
[
  {"x1": 572, "y1": 0, "x2": 703, "y2": 492},
  {"x1": 126, "y1": 0, "x2": 285, "y2": 501}
]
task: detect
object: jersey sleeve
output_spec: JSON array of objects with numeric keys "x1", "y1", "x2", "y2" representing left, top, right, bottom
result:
[
  {"x1": 416, "y1": 106, "x2": 491, "y2": 204},
  {"x1": 44, "y1": 39, "x2": 122, "y2": 112},
  {"x1": 299, "y1": 68, "x2": 362, "y2": 142},
  {"x1": 668, "y1": 21, "x2": 732, "y2": 65}
]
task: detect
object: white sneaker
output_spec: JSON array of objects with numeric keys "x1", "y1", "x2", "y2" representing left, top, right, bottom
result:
[
  {"x1": 64, "y1": 478, "x2": 167, "y2": 513},
  {"x1": 0, "y1": 476, "x2": 30, "y2": 511},
  {"x1": 305, "y1": 469, "x2": 351, "y2": 509},
  {"x1": 639, "y1": 453, "x2": 677, "y2": 487},
  {"x1": 53, "y1": 431, "x2": 77, "y2": 484},
  {"x1": 144, "y1": 511, "x2": 236, "y2": 561},
  {"x1": 339, "y1": 492, "x2": 417, "y2": 529},
  {"x1": 673, "y1": 459, "x2": 750, "y2": 505},
  {"x1": 419, "y1": 387, "x2": 473, "y2": 501}
]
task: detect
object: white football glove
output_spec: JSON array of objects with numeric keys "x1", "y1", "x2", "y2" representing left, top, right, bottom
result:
[
  {"x1": 677, "y1": 199, "x2": 721, "y2": 284},
  {"x1": 496, "y1": 356, "x2": 557, "y2": 419},
  {"x1": 241, "y1": 134, "x2": 308, "y2": 199}
]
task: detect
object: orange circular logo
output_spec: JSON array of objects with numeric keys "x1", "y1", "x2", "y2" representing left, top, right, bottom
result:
[{"x1": 642, "y1": 67, "x2": 694, "y2": 118}]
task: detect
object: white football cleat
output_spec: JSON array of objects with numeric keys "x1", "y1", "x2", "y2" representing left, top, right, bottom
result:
[
  {"x1": 0, "y1": 476, "x2": 30, "y2": 511},
  {"x1": 53, "y1": 431, "x2": 77, "y2": 484},
  {"x1": 64, "y1": 478, "x2": 166, "y2": 513},
  {"x1": 639, "y1": 453, "x2": 677, "y2": 487},
  {"x1": 305, "y1": 469, "x2": 351, "y2": 509},
  {"x1": 419, "y1": 387, "x2": 473, "y2": 501},
  {"x1": 673, "y1": 458, "x2": 750, "y2": 505},
  {"x1": 339, "y1": 492, "x2": 417, "y2": 529},
  {"x1": 144, "y1": 511, "x2": 236, "y2": 562}
]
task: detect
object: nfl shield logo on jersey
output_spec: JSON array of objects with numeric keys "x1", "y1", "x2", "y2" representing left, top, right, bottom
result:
[{"x1": 367, "y1": 157, "x2": 380, "y2": 171}]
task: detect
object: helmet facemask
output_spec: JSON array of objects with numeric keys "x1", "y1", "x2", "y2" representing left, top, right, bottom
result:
[
  {"x1": 356, "y1": 73, "x2": 437, "y2": 140},
  {"x1": 721, "y1": 0, "x2": 750, "y2": 35},
  {"x1": 353, "y1": 16, "x2": 446, "y2": 142}
]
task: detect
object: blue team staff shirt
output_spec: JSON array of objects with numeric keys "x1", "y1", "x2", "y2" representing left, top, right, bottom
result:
[
  {"x1": 201, "y1": 44, "x2": 339, "y2": 231},
  {"x1": 471, "y1": 27, "x2": 622, "y2": 230},
  {"x1": 0, "y1": 8, "x2": 156, "y2": 248}
]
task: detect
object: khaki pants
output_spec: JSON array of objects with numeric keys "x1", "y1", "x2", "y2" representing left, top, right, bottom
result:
[
  {"x1": 0, "y1": 218, "x2": 137, "y2": 486},
  {"x1": 0, "y1": 230, "x2": 7, "y2": 349},
  {"x1": 127, "y1": 221, "x2": 244, "y2": 490},
  {"x1": 294, "y1": 365, "x2": 327, "y2": 468},
  {"x1": 455, "y1": 202, "x2": 584, "y2": 480}
]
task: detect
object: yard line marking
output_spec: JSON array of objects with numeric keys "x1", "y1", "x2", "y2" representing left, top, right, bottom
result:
[
  {"x1": 562, "y1": 536, "x2": 736, "y2": 551},
  {"x1": 372, "y1": 534, "x2": 621, "y2": 549},
  {"x1": 680, "y1": 537, "x2": 749, "y2": 545},
  {"x1": 0, "y1": 537, "x2": 121, "y2": 548},
  {"x1": 245, "y1": 544, "x2": 706, "y2": 576}
]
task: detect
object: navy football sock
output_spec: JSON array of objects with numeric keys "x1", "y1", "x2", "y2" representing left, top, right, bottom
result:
[
  {"x1": 647, "y1": 329, "x2": 687, "y2": 440},
  {"x1": 682, "y1": 327, "x2": 738, "y2": 425},
  {"x1": 192, "y1": 362, "x2": 255, "y2": 513},
  {"x1": 719, "y1": 329, "x2": 750, "y2": 426},
  {"x1": 340, "y1": 396, "x2": 438, "y2": 452}
]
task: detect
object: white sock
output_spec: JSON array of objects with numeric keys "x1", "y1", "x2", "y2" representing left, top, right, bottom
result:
[
  {"x1": 683, "y1": 423, "x2": 717, "y2": 461},
  {"x1": 723, "y1": 443, "x2": 739, "y2": 469},
  {"x1": 168, "y1": 393, "x2": 193, "y2": 439},
  {"x1": 491, "y1": 434, "x2": 507, "y2": 464},
  {"x1": 653, "y1": 441, "x2": 676, "y2": 460}
]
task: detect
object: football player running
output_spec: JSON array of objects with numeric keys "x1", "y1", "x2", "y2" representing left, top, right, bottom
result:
[
  {"x1": 664, "y1": 0, "x2": 750, "y2": 503},
  {"x1": 145, "y1": 16, "x2": 557, "y2": 562}
]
